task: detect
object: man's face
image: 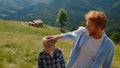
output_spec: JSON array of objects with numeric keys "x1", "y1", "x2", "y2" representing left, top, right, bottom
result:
[{"x1": 86, "y1": 19, "x2": 97, "y2": 36}]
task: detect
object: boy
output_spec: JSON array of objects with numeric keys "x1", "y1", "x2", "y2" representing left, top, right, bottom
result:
[{"x1": 38, "y1": 37, "x2": 65, "y2": 68}]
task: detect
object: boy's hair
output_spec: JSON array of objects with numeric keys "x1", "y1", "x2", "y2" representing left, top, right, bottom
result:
[{"x1": 42, "y1": 37, "x2": 55, "y2": 47}]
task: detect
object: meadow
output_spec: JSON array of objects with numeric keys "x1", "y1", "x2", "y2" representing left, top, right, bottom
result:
[{"x1": 0, "y1": 20, "x2": 120, "y2": 68}]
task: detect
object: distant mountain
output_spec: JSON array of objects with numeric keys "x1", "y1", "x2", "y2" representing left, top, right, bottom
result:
[
  {"x1": 0, "y1": 0, "x2": 53, "y2": 18},
  {"x1": 0, "y1": 0, "x2": 120, "y2": 32}
]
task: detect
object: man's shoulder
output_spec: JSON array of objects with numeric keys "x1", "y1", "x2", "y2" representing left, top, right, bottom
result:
[
  {"x1": 78, "y1": 26, "x2": 86, "y2": 30},
  {"x1": 75, "y1": 26, "x2": 86, "y2": 33},
  {"x1": 105, "y1": 36, "x2": 114, "y2": 48},
  {"x1": 77, "y1": 26, "x2": 88, "y2": 35}
]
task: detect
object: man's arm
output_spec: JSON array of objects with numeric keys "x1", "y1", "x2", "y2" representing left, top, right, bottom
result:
[{"x1": 46, "y1": 26, "x2": 86, "y2": 41}]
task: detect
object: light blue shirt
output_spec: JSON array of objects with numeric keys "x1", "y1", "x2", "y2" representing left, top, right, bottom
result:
[{"x1": 61, "y1": 27, "x2": 114, "y2": 68}]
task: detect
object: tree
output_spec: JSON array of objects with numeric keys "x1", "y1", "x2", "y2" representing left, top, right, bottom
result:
[
  {"x1": 56, "y1": 8, "x2": 68, "y2": 28},
  {"x1": 81, "y1": 22, "x2": 86, "y2": 27},
  {"x1": 110, "y1": 32, "x2": 120, "y2": 44}
]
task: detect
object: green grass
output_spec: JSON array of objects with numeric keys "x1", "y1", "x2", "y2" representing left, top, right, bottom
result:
[
  {"x1": 112, "y1": 44, "x2": 120, "y2": 68},
  {"x1": 0, "y1": 20, "x2": 120, "y2": 68}
]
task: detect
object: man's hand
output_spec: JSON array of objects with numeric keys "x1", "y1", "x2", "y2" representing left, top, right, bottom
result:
[{"x1": 45, "y1": 35, "x2": 61, "y2": 43}]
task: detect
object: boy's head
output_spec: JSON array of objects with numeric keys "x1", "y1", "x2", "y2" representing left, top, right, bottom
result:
[{"x1": 42, "y1": 37, "x2": 56, "y2": 48}]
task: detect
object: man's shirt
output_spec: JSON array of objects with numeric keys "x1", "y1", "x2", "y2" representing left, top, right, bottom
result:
[{"x1": 74, "y1": 36, "x2": 103, "y2": 68}]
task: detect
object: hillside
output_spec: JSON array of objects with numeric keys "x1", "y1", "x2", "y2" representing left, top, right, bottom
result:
[
  {"x1": 0, "y1": 20, "x2": 120, "y2": 68},
  {"x1": 0, "y1": 0, "x2": 120, "y2": 32},
  {"x1": 0, "y1": 20, "x2": 72, "y2": 68}
]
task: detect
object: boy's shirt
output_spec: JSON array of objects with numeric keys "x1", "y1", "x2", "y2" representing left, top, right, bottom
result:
[{"x1": 38, "y1": 48, "x2": 65, "y2": 68}]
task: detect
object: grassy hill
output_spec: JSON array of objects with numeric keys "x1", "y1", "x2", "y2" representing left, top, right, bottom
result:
[{"x1": 0, "y1": 20, "x2": 120, "y2": 68}]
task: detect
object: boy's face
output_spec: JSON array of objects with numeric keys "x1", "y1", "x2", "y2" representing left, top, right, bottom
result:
[
  {"x1": 44, "y1": 40, "x2": 55, "y2": 53},
  {"x1": 46, "y1": 40, "x2": 55, "y2": 46}
]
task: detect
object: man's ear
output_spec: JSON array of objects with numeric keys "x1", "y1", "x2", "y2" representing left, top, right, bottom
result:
[
  {"x1": 96, "y1": 25, "x2": 102, "y2": 30},
  {"x1": 99, "y1": 26, "x2": 102, "y2": 30}
]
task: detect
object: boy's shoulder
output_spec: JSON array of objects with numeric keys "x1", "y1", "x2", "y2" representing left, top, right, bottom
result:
[
  {"x1": 55, "y1": 47, "x2": 63, "y2": 53},
  {"x1": 39, "y1": 49, "x2": 46, "y2": 54}
]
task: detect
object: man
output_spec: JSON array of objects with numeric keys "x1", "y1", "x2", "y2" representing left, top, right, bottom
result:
[{"x1": 47, "y1": 10, "x2": 114, "y2": 68}]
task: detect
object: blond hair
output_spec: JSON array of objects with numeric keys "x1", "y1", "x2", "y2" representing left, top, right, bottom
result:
[
  {"x1": 85, "y1": 10, "x2": 107, "y2": 30},
  {"x1": 42, "y1": 37, "x2": 55, "y2": 47}
]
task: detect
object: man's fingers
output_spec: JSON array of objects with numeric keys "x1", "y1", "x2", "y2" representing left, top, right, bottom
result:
[
  {"x1": 46, "y1": 36, "x2": 53, "y2": 39},
  {"x1": 44, "y1": 36, "x2": 58, "y2": 43},
  {"x1": 47, "y1": 37, "x2": 55, "y2": 41}
]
